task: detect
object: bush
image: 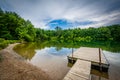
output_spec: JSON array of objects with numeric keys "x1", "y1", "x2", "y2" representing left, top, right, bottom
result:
[
  {"x1": 24, "y1": 34, "x2": 33, "y2": 42},
  {"x1": 0, "y1": 38, "x2": 7, "y2": 49},
  {"x1": 0, "y1": 39, "x2": 18, "y2": 50},
  {"x1": 1, "y1": 34, "x2": 13, "y2": 40},
  {"x1": 0, "y1": 38, "x2": 5, "y2": 42}
]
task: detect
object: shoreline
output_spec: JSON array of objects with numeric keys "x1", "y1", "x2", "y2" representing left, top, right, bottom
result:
[{"x1": 0, "y1": 43, "x2": 52, "y2": 80}]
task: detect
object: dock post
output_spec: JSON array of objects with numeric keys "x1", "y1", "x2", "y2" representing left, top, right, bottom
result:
[
  {"x1": 71, "y1": 48, "x2": 74, "y2": 63},
  {"x1": 99, "y1": 48, "x2": 102, "y2": 71}
]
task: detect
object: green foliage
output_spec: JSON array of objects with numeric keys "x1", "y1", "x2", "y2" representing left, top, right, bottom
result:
[
  {"x1": 0, "y1": 38, "x2": 7, "y2": 49},
  {"x1": 0, "y1": 7, "x2": 120, "y2": 43},
  {"x1": 24, "y1": 34, "x2": 33, "y2": 42},
  {"x1": 94, "y1": 27, "x2": 111, "y2": 40},
  {"x1": 0, "y1": 38, "x2": 4, "y2": 42},
  {"x1": 108, "y1": 25, "x2": 120, "y2": 41},
  {"x1": 0, "y1": 38, "x2": 18, "y2": 49},
  {"x1": 0, "y1": 8, "x2": 36, "y2": 42},
  {"x1": 35, "y1": 25, "x2": 120, "y2": 42}
]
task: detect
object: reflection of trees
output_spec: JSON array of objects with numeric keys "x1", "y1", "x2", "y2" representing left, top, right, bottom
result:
[
  {"x1": 14, "y1": 41, "x2": 120, "y2": 60},
  {"x1": 45, "y1": 41, "x2": 120, "y2": 52},
  {"x1": 14, "y1": 43, "x2": 36, "y2": 60},
  {"x1": 55, "y1": 47, "x2": 62, "y2": 51},
  {"x1": 41, "y1": 41, "x2": 120, "y2": 52}
]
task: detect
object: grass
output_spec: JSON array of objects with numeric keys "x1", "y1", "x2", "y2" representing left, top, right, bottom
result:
[
  {"x1": 0, "y1": 38, "x2": 21, "y2": 62},
  {"x1": 0, "y1": 38, "x2": 19, "y2": 50},
  {"x1": 0, "y1": 38, "x2": 19, "y2": 62}
]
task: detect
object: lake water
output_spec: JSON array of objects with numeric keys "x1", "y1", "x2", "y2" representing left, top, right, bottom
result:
[{"x1": 14, "y1": 41, "x2": 120, "y2": 80}]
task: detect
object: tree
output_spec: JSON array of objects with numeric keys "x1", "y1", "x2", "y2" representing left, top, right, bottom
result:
[
  {"x1": 55, "y1": 26, "x2": 62, "y2": 31},
  {"x1": 108, "y1": 25, "x2": 120, "y2": 41},
  {"x1": 0, "y1": 8, "x2": 4, "y2": 15}
]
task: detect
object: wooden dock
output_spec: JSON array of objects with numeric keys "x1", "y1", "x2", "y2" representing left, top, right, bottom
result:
[
  {"x1": 63, "y1": 47, "x2": 109, "y2": 80},
  {"x1": 63, "y1": 60, "x2": 91, "y2": 80}
]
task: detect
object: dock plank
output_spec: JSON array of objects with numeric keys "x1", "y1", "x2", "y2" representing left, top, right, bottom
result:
[
  {"x1": 69, "y1": 47, "x2": 108, "y2": 65},
  {"x1": 64, "y1": 47, "x2": 109, "y2": 80},
  {"x1": 63, "y1": 60, "x2": 91, "y2": 80}
]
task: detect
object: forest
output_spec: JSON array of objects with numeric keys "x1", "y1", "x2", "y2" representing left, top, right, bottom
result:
[{"x1": 0, "y1": 8, "x2": 120, "y2": 45}]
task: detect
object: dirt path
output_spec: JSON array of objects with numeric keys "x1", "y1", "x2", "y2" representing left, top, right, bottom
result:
[{"x1": 0, "y1": 43, "x2": 52, "y2": 80}]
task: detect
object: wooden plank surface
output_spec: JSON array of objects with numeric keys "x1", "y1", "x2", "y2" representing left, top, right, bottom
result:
[
  {"x1": 69, "y1": 47, "x2": 108, "y2": 64},
  {"x1": 63, "y1": 60, "x2": 91, "y2": 80}
]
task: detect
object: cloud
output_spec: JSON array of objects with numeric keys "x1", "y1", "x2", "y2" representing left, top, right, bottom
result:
[{"x1": 0, "y1": 0, "x2": 120, "y2": 29}]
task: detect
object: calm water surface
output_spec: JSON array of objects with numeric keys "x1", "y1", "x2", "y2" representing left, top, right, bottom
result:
[
  {"x1": 29, "y1": 47, "x2": 73, "y2": 80},
  {"x1": 14, "y1": 41, "x2": 120, "y2": 80}
]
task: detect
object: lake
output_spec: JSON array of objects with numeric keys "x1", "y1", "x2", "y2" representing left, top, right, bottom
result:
[{"x1": 14, "y1": 41, "x2": 120, "y2": 80}]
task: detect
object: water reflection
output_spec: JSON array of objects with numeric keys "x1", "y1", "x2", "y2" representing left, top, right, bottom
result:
[
  {"x1": 29, "y1": 47, "x2": 73, "y2": 80},
  {"x1": 13, "y1": 43, "x2": 36, "y2": 60},
  {"x1": 104, "y1": 51, "x2": 120, "y2": 80},
  {"x1": 14, "y1": 41, "x2": 120, "y2": 80},
  {"x1": 91, "y1": 51, "x2": 120, "y2": 80}
]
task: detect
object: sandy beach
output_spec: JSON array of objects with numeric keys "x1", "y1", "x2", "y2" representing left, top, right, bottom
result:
[{"x1": 0, "y1": 43, "x2": 52, "y2": 80}]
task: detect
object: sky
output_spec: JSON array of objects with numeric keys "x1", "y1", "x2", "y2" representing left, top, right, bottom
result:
[{"x1": 0, "y1": 0, "x2": 120, "y2": 29}]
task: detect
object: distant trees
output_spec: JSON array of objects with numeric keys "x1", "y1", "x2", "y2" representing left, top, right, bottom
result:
[
  {"x1": 108, "y1": 25, "x2": 120, "y2": 41},
  {"x1": 35, "y1": 25, "x2": 120, "y2": 42},
  {"x1": 0, "y1": 8, "x2": 120, "y2": 42},
  {"x1": 94, "y1": 27, "x2": 111, "y2": 40}
]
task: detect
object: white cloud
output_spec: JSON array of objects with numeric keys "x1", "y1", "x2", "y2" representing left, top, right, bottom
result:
[
  {"x1": 77, "y1": 10, "x2": 120, "y2": 28},
  {"x1": 1, "y1": 0, "x2": 120, "y2": 29}
]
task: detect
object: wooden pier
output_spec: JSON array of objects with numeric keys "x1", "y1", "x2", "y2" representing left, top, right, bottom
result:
[
  {"x1": 63, "y1": 60, "x2": 91, "y2": 80},
  {"x1": 63, "y1": 47, "x2": 109, "y2": 80}
]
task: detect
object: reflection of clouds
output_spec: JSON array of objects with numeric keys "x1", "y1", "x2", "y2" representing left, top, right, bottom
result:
[
  {"x1": 35, "y1": 47, "x2": 72, "y2": 56},
  {"x1": 30, "y1": 47, "x2": 72, "y2": 66},
  {"x1": 103, "y1": 50, "x2": 120, "y2": 80},
  {"x1": 103, "y1": 50, "x2": 120, "y2": 65},
  {"x1": 30, "y1": 47, "x2": 78, "y2": 68},
  {"x1": 29, "y1": 47, "x2": 71, "y2": 80},
  {"x1": 35, "y1": 47, "x2": 52, "y2": 56},
  {"x1": 49, "y1": 47, "x2": 70, "y2": 56}
]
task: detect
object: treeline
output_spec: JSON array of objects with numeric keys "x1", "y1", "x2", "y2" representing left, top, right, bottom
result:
[
  {"x1": 36, "y1": 25, "x2": 120, "y2": 42},
  {"x1": 0, "y1": 8, "x2": 120, "y2": 43}
]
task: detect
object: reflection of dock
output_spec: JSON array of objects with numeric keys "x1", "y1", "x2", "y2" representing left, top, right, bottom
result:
[{"x1": 63, "y1": 47, "x2": 109, "y2": 80}]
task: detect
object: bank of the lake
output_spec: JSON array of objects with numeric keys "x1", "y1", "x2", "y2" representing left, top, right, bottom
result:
[{"x1": 0, "y1": 43, "x2": 51, "y2": 80}]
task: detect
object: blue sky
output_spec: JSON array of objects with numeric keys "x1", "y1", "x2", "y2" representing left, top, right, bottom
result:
[
  {"x1": 46, "y1": 19, "x2": 94, "y2": 29},
  {"x1": 0, "y1": 0, "x2": 120, "y2": 29}
]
